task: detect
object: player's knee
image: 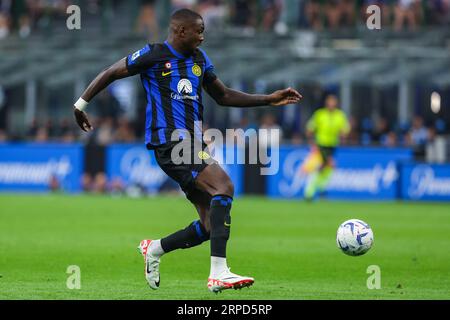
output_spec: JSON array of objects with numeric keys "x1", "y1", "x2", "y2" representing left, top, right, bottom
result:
[{"x1": 217, "y1": 178, "x2": 234, "y2": 198}]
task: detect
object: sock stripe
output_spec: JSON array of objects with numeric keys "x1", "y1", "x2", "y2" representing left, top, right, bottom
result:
[
  {"x1": 193, "y1": 220, "x2": 208, "y2": 241},
  {"x1": 211, "y1": 195, "x2": 233, "y2": 207}
]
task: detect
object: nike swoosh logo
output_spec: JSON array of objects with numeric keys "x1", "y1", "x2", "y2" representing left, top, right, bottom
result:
[
  {"x1": 162, "y1": 71, "x2": 173, "y2": 76},
  {"x1": 224, "y1": 222, "x2": 231, "y2": 227},
  {"x1": 146, "y1": 261, "x2": 160, "y2": 287}
]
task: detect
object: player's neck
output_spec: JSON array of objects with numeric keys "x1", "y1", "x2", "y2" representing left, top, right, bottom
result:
[{"x1": 166, "y1": 38, "x2": 192, "y2": 57}]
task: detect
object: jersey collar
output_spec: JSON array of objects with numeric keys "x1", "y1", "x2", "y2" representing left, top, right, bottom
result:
[{"x1": 164, "y1": 40, "x2": 191, "y2": 59}]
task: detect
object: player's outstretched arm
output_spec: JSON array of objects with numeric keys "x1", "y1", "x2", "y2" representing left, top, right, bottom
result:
[
  {"x1": 73, "y1": 58, "x2": 130, "y2": 132},
  {"x1": 204, "y1": 78, "x2": 302, "y2": 108}
]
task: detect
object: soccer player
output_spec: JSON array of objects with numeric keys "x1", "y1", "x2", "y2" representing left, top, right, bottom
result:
[
  {"x1": 73, "y1": 9, "x2": 302, "y2": 293},
  {"x1": 303, "y1": 94, "x2": 349, "y2": 200}
]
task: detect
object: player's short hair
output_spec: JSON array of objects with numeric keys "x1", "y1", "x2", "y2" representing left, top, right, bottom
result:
[{"x1": 170, "y1": 8, "x2": 203, "y2": 24}]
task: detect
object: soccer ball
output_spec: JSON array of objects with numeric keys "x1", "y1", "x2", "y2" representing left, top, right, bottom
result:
[{"x1": 336, "y1": 219, "x2": 374, "y2": 256}]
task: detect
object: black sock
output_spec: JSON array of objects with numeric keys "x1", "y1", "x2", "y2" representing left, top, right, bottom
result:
[
  {"x1": 210, "y1": 195, "x2": 232, "y2": 258},
  {"x1": 160, "y1": 220, "x2": 210, "y2": 253}
]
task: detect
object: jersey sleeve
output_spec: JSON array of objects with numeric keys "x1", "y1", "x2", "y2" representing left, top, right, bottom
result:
[
  {"x1": 199, "y1": 48, "x2": 217, "y2": 85},
  {"x1": 126, "y1": 44, "x2": 156, "y2": 75}
]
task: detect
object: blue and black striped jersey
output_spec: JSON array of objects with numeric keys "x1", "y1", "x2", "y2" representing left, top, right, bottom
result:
[{"x1": 126, "y1": 41, "x2": 217, "y2": 148}]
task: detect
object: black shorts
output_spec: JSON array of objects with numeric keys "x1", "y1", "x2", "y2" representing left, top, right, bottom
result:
[
  {"x1": 153, "y1": 139, "x2": 217, "y2": 207},
  {"x1": 318, "y1": 145, "x2": 336, "y2": 163}
]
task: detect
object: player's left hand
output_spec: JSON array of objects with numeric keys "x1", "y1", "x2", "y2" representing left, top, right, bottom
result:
[
  {"x1": 268, "y1": 87, "x2": 302, "y2": 106},
  {"x1": 74, "y1": 108, "x2": 93, "y2": 132}
]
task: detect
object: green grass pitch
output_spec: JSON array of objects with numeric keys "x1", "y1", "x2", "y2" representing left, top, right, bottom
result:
[{"x1": 0, "y1": 194, "x2": 449, "y2": 300}]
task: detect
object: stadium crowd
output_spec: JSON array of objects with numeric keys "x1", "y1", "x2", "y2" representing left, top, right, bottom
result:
[
  {"x1": 12, "y1": 104, "x2": 444, "y2": 195},
  {"x1": 0, "y1": 0, "x2": 449, "y2": 40},
  {"x1": 0, "y1": 89, "x2": 445, "y2": 154}
]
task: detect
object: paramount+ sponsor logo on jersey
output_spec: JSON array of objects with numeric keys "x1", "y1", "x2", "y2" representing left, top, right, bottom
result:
[{"x1": 170, "y1": 79, "x2": 199, "y2": 101}]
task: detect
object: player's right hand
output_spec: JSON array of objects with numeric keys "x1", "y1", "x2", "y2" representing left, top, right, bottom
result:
[{"x1": 74, "y1": 107, "x2": 93, "y2": 132}]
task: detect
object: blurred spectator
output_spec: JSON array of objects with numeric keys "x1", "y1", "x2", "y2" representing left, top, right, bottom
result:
[
  {"x1": 259, "y1": 112, "x2": 283, "y2": 148},
  {"x1": 304, "y1": 0, "x2": 323, "y2": 30},
  {"x1": 197, "y1": 0, "x2": 227, "y2": 30},
  {"x1": 136, "y1": 0, "x2": 158, "y2": 41},
  {"x1": 94, "y1": 117, "x2": 115, "y2": 146},
  {"x1": 325, "y1": 1, "x2": 342, "y2": 29},
  {"x1": 61, "y1": 130, "x2": 76, "y2": 143},
  {"x1": 0, "y1": 128, "x2": 7, "y2": 142},
  {"x1": 92, "y1": 172, "x2": 108, "y2": 194},
  {"x1": 35, "y1": 126, "x2": 49, "y2": 142},
  {"x1": 44, "y1": 119, "x2": 57, "y2": 138},
  {"x1": 261, "y1": 0, "x2": 283, "y2": 31},
  {"x1": 158, "y1": 177, "x2": 181, "y2": 195},
  {"x1": 394, "y1": 0, "x2": 422, "y2": 31},
  {"x1": 339, "y1": 0, "x2": 357, "y2": 27},
  {"x1": 172, "y1": 0, "x2": 198, "y2": 11},
  {"x1": 0, "y1": 12, "x2": 10, "y2": 39},
  {"x1": 18, "y1": 14, "x2": 30, "y2": 38},
  {"x1": 325, "y1": 0, "x2": 356, "y2": 29},
  {"x1": 383, "y1": 130, "x2": 398, "y2": 147},
  {"x1": 406, "y1": 115, "x2": 429, "y2": 159},
  {"x1": 407, "y1": 116, "x2": 429, "y2": 146},
  {"x1": 290, "y1": 132, "x2": 304, "y2": 145},
  {"x1": 114, "y1": 117, "x2": 136, "y2": 142},
  {"x1": 372, "y1": 117, "x2": 390, "y2": 145},
  {"x1": 426, "y1": 127, "x2": 447, "y2": 163},
  {"x1": 110, "y1": 177, "x2": 125, "y2": 196},
  {"x1": 0, "y1": 0, "x2": 449, "y2": 40},
  {"x1": 347, "y1": 115, "x2": 360, "y2": 145},
  {"x1": 81, "y1": 173, "x2": 94, "y2": 193},
  {"x1": 27, "y1": 119, "x2": 39, "y2": 140},
  {"x1": 425, "y1": 0, "x2": 450, "y2": 25},
  {"x1": 360, "y1": 117, "x2": 374, "y2": 145},
  {"x1": 56, "y1": 118, "x2": 74, "y2": 136},
  {"x1": 49, "y1": 174, "x2": 61, "y2": 192},
  {"x1": 230, "y1": 0, "x2": 257, "y2": 31}
]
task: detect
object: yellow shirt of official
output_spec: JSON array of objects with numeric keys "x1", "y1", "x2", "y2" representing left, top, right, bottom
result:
[{"x1": 307, "y1": 108, "x2": 350, "y2": 147}]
